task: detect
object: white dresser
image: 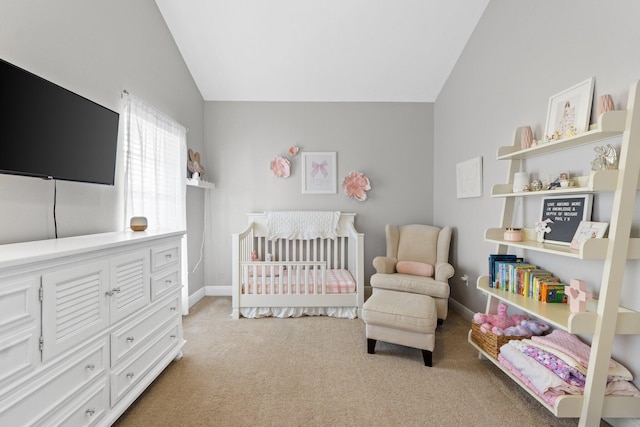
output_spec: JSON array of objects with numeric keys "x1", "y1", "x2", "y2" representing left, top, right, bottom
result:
[{"x1": 0, "y1": 230, "x2": 186, "y2": 426}]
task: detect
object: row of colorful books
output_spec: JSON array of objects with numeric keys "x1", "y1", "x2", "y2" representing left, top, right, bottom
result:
[{"x1": 488, "y1": 254, "x2": 568, "y2": 303}]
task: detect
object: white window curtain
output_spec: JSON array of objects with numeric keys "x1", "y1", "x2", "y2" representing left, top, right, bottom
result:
[
  {"x1": 122, "y1": 94, "x2": 187, "y2": 231},
  {"x1": 123, "y1": 94, "x2": 189, "y2": 314}
]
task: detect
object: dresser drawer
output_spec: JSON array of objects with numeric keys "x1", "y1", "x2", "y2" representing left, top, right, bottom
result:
[
  {"x1": 110, "y1": 295, "x2": 180, "y2": 367},
  {"x1": 111, "y1": 320, "x2": 180, "y2": 405},
  {"x1": 0, "y1": 339, "x2": 107, "y2": 426},
  {"x1": 151, "y1": 243, "x2": 180, "y2": 272},
  {"x1": 151, "y1": 267, "x2": 180, "y2": 301},
  {"x1": 34, "y1": 377, "x2": 108, "y2": 427}
]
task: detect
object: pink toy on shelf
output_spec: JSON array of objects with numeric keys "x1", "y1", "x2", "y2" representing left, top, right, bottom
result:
[
  {"x1": 250, "y1": 250, "x2": 259, "y2": 262},
  {"x1": 473, "y1": 302, "x2": 527, "y2": 334},
  {"x1": 568, "y1": 279, "x2": 592, "y2": 312}
]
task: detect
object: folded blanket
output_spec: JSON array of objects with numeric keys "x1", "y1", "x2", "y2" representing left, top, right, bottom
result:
[
  {"x1": 530, "y1": 329, "x2": 633, "y2": 381},
  {"x1": 510, "y1": 340, "x2": 587, "y2": 388},
  {"x1": 531, "y1": 329, "x2": 614, "y2": 368},
  {"x1": 500, "y1": 343, "x2": 583, "y2": 396},
  {"x1": 498, "y1": 354, "x2": 560, "y2": 406},
  {"x1": 266, "y1": 211, "x2": 341, "y2": 240},
  {"x1": 499, "y1": 348, "x2": 640, "y2": 401}
]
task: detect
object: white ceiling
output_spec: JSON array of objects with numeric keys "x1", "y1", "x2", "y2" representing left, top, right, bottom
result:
[{"x1": 155, "y1": 0, "x2": 489, "y2": 102}]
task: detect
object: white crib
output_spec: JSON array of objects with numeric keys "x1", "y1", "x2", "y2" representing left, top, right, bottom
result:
[{"x1": 231, "y1": 212, "x2": 364, "y2": 319}]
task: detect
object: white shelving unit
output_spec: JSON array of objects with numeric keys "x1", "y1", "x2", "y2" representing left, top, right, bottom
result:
[
  {"x1": 186, "y1": 178, "x2": 215, "y2": 189},
  {"x1": 469, "y1": 81, "x2": 640, "y2": 426}
]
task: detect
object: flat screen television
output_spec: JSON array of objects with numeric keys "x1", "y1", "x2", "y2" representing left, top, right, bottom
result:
[{"x1": 0, "y1": 58, "x2": 120, "y2": 185}]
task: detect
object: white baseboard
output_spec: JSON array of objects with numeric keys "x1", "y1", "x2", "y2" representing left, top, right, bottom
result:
[
  {"x1": 205, "y1": 285, "x2": 232, "y2": 296},
  {"x1": 448, "y1": 297, "x2": 475, "y2": 322},
  {"x1": 188, "y1": 287, "x2": 206, "y2": 308},
  {"x1": 187, "y1": 286, "x2": 231, "y2": 310}
]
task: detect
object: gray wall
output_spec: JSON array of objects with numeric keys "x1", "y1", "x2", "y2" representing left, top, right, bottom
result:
[
  {"x1": 435, "y1": 0, "x2": 640, "y2": 413},
  {"x1": 0, "y1": 0, "x2": 207, "y2": 295},
  {"x1": 204, "y1": 102, "x2": 434, "y2": 288}
]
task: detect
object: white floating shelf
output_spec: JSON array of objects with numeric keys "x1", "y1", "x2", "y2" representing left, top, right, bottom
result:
[{"x1": 186, "y1": 178, "x2": 215, "y2": 189}]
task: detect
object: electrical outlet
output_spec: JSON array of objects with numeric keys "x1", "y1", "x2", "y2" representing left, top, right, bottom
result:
[{"x1": 461, "y1": 274, "x2": 469, "y2": 286}]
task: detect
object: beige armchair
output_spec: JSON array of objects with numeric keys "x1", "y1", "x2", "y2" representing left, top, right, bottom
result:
[{"x1": 370, "y1": 224, "x2": 454, "y2": 321}]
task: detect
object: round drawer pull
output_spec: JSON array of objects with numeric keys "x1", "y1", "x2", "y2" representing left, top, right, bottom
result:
[
  {"x1": 85, "y1": 363, "x2": 95, "y2": 371},
  {"x1": 85, "y1": 408, "x2": 96, "y2": 417},
  {"x1": 126, "y1": 372, "x2": 135, "y2": 379},
  {"x1": 170, "y1": 334, "x2": 177, "y2": 339},
  {"x1": 165, "y1": 279, "x2": 172, "y2": 285},
  {"x1": 126, "y1": 336, "x2": 135, "y2": 343},
  {"x1": 165, "y1": 254, "x2": 172, "y2": 259}
]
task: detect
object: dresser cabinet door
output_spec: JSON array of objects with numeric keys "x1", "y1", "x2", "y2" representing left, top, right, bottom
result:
[
  {"x1": 41, "y1": 262, "x2": 110, "y2": 361},
  {"x1": 109, "y1": 250, "x2": 150, "y2": 323}
]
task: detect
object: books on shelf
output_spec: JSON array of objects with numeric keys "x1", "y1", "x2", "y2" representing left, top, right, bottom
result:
[
  {"x1": 487, "y1": 254, "x2": 567, "y2": 304},
  {"x1": 488, "y1": 254, "x2": 518, "y2": 289}
]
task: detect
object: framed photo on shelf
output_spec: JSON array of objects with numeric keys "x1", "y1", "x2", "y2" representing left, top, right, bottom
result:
[
  {"x1": 570, "y1": 221, "x2": 609, "y2": 250},
  {"x1": 301, "y1": 151, "x2": 337, "y2": 194},
  {"x1": 544, "y1": 77, "x2": 594, "y2": 141},
  {"x1": 539, "y1": 194, "x2": 593, "y2": 246}
]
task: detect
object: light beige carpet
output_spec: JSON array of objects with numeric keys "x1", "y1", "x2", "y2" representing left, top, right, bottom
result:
[{"x1": 113, "y1": 297, "x2": 607, "y2": 427}]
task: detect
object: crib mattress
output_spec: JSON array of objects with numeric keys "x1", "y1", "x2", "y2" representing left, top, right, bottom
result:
[{"x1": 242, "y1": 268, "x2": 356, "y2": 295}]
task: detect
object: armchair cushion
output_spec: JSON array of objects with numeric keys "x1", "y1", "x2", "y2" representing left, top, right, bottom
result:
[
  {"x1": 396, "y1": 261, "x2": 434, "y2": 277},
  {"x1": 370, "y1": 274, "x2": 450, "y2": 299}
]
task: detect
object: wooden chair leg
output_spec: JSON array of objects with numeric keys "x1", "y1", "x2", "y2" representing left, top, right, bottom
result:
[
  {"x1": 367, "y1": 338, "x2": 376, "y2": 354},
  {"x1": 422, "y1": 350, "x2": 432, "y2": 367}
]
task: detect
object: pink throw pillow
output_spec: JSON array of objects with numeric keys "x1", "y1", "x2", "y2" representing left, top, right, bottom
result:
[{"x1": 396, "y1": 261, "x2": 434, "y2": 277}]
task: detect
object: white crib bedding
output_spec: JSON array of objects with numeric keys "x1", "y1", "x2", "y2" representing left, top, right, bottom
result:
[
  {"x1": 240, "y1": 306, "x2": 357, "y2": 319},
  {"x1": 242, "y1": 268, "x2": 356, "y2": 295}
]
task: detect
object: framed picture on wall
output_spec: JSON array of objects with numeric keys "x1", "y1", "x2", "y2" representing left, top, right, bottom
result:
[
  {"x1": 456, "y1": 156, "x2": 482, "y2": 198},
  {"x1": 302, "y1": 151, "x2": 337, "y2": 194}
]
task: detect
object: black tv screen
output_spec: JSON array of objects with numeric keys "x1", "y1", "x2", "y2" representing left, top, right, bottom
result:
[{"x1": 0, "y1": 58, "x2": 120, "y2": 185}]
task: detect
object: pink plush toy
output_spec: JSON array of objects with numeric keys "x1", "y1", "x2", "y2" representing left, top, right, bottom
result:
[
  {"x1": 493, "y1": 319, "x2": 550, "y2": 337},
  {"x1": 473, "y1": 302, "x2": 528, "y2": 334}
]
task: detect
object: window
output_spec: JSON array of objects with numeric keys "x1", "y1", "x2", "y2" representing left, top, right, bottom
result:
[{"x1": 122, "y1": 94, "x2": 187, "y2": 231}]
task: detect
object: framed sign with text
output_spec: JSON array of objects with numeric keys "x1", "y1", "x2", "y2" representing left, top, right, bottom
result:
[{"x1": 540, "y1": 194, "x2": 593, "y2": 246}]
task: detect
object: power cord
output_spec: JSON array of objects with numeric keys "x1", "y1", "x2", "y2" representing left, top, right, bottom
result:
[{"x1": 53, "y1": 179, "x2": 58, "y2": 238}]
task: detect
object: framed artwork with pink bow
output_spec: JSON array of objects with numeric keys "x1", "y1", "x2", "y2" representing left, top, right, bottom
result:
[{"x1": 302, "y1": 151, "x2": 337, "y2": 194}]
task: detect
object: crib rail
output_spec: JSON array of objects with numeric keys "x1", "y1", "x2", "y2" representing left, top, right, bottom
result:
[{"x1": 240, "y1": 261, "x2": 327, "y2": 295}]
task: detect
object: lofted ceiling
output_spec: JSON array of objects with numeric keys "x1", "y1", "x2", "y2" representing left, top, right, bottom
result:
[{"x1": 155, "y1": 0, "x2": 489, "y2": 102}]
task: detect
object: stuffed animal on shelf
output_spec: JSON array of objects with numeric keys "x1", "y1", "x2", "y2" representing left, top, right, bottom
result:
[
  {"x1": 492, "y1": 318, "x2": 551, "y2": 337},
  {"x1": 473, "y1": 302, "x2": 528, "y2": 334},
  {"x1": 188, "y1": 149, "x2": 205, "y2": 178}
]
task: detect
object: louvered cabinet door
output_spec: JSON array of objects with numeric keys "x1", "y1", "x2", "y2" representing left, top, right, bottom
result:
[
  {"x1": 109, "y1": 250, "x2": 150, "y2": 324},
  {"x1": 41, "y1": 261, "x2": 110, "y2": 362}
]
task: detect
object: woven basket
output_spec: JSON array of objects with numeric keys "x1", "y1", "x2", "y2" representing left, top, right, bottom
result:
[{"x1": 471, "y1": 321, "x2": 526, "y2": 359}]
